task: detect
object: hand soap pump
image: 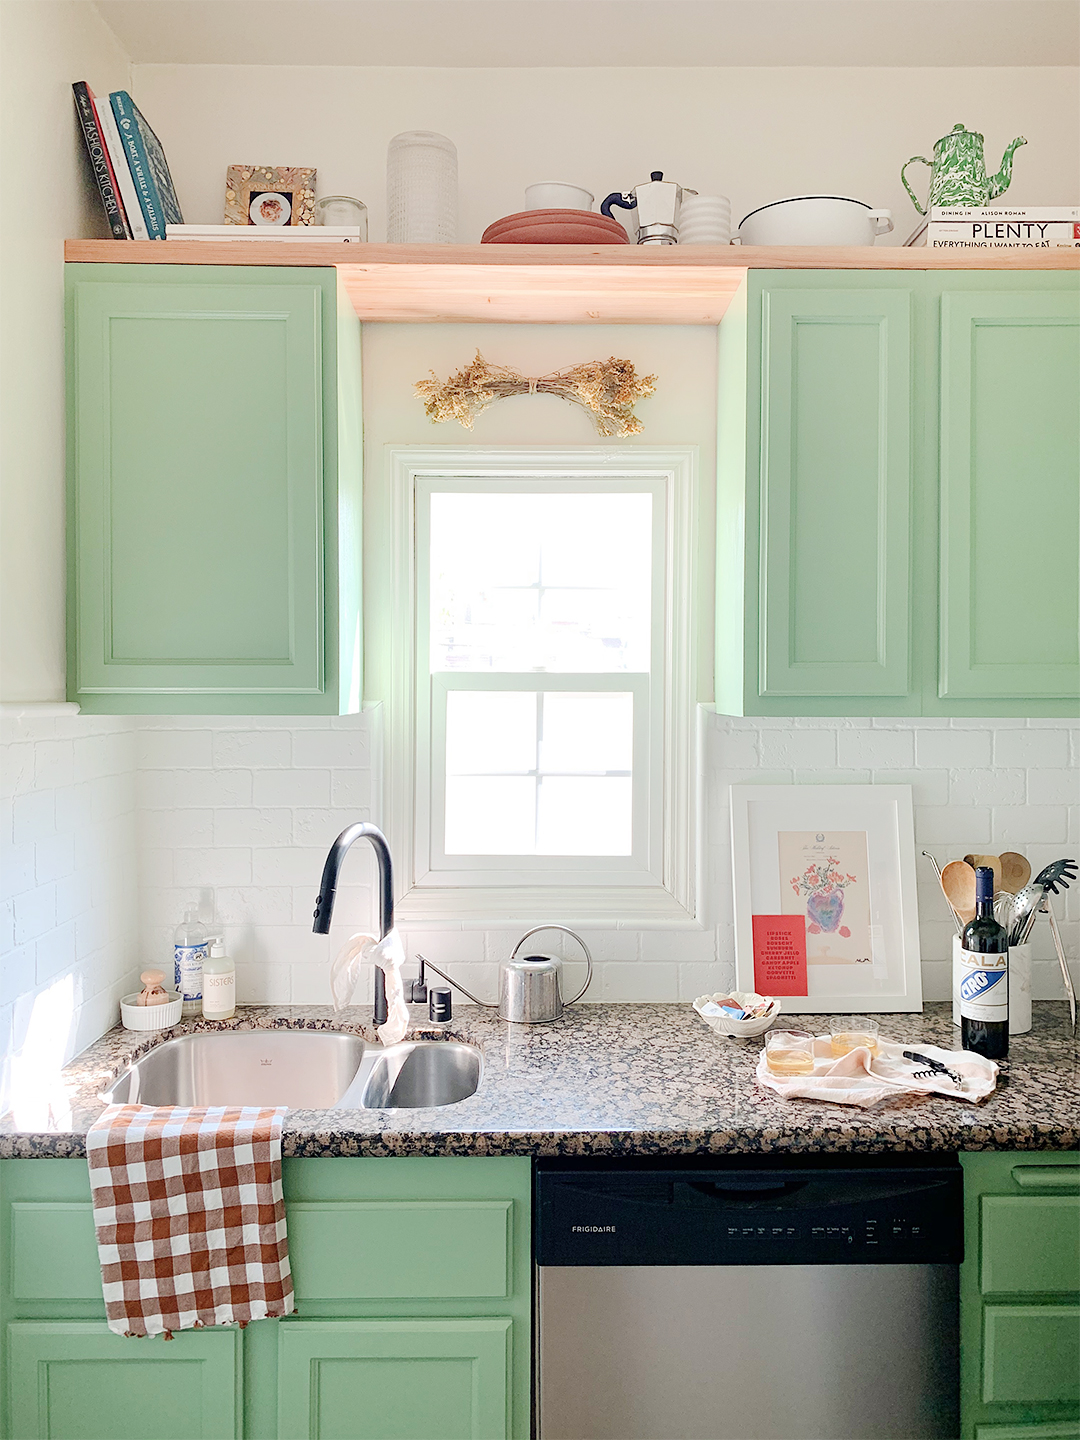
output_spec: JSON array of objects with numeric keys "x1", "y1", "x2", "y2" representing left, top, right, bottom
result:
[
  {"x1": 174, "y1": 907, "x2": 208, "y2": 1018},
  {"x1": 202, "y1": 938, "x2": 236, "y2": 1021}
]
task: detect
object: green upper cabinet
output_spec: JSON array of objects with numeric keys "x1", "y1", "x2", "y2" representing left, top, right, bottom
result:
[
  {"x1": 716, "y1": 268, "x2": 1080, "y2": 717},
  {"x1": 939, "y1": 288, "x2": 1080, "y2": 704},
  {"x1": 65, "y1": 265, "x2": 362, "y2": 714}
]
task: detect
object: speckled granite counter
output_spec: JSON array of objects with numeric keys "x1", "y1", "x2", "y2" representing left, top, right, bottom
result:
[{"x1": 2, "y1": 1002, "x2": 1076, "y2": 1159}]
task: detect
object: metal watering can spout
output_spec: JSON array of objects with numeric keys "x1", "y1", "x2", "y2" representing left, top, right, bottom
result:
[{"x1": 988, "y1": 134, "x2": 1028, "y2": 200}]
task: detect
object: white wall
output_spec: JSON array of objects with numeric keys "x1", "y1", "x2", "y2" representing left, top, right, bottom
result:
[
  {"x1": 0, "y1": 1, "x2": 130, "y2": 703},
  {"x1": 132, "y1": 63, "x2": 1080, "y2": 244}
]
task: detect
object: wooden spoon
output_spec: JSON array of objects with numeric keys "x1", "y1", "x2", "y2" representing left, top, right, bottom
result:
[
  {"x1": 963, "y1": 854, "x2": 1002, "y2": 894},
  {"x1": 942, "y1": 860, "x2": 977, "y2": 927},
  {"x1": 998, "y1": 851, "x2": 1031, "y2": 895}
]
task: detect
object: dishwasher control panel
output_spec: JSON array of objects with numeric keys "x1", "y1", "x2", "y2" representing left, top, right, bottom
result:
[{"x1": 535, "y1": 1161, "x2": 963, "y2": 1266}]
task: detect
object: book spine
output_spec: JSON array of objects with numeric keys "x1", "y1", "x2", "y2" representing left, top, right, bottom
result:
[
  {"x1": 96, "y1": 100, "x2": 149, "y2": 241},
  {"x1": 109, "y1": 90, "x2": 165, "y2": 239},
  {"x1": 72, "y1": 82, "x2": 129, "y2": 240}
]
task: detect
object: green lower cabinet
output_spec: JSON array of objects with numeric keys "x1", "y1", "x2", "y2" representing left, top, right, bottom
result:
[
  {"x1": 961, "y1": 1152, "x2": 1080, "y2": 1440},
  {"x1": 0, "y1": 1157, "x2": 531, "y2": 1440},
  {"x1": 277, "y1": 1318, "x2": 511, "y2": 1440},
  {"x1": 716, "y1": 268, "x2": 1080, "y2": 717},
  {"x1": 5, "y1": 1321, "x2": 239, "y2": 1440}
]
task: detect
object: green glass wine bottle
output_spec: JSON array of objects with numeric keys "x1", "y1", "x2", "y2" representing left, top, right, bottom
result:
[{"x1": 959, "y1": 865, "x2": 1009, "y2": 1060}]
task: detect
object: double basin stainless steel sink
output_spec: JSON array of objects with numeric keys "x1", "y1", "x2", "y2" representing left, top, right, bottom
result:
[{"x1": 101, "y1": 1030, "x2": 482, "y2": 1111}]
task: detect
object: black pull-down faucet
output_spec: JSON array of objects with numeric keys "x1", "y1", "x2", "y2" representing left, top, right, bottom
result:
[{"x1": 312, "y1": 823, "x2": 394, "y2": 1026}]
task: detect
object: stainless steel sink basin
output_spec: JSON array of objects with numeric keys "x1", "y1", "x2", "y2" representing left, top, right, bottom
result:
[
  {"x1": 338, "y1": 1041, "x2": 483, "y2": 1110},
  {"x1": 102, "y1": 1030, "x2": 367, "y2": 1109}
]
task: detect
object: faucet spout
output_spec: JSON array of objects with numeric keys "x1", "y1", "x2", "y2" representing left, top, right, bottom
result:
[{"x1": 313, "y1": 823, "x2": 394, "y2": 1024}]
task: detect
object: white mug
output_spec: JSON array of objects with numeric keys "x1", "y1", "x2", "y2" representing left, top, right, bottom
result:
[{"x1": 525, "y1": 182, "x2": 594, "y2": 211}]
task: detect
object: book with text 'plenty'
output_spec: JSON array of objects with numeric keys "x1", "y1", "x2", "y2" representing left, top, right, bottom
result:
[
  {"x1": 109, "y1": 90, "x2": 183, "y2": 239},
  {"x1": 72, "y1": 81, "x2": 130, "y2": 239}
]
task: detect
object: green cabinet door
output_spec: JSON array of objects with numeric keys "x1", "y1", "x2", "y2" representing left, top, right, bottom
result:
[
  {"x1": 277, "y1": 1317, "x2": 511, "y2": 1440},
  {"x1": 961, "y1": 1152, "x2": 1080, "y2": 1440},
  {"x1": 5, "y1": 1320, "x2": 240, "y2": 1440},
  {"x1": 939, "y1": 288, "x2": 1080, "y2": 702},
  {"x1": 65, "y1": 264, "x2": 362, "y2": 714},
  {"x1": 758, "y1": 286, "x2": 914, "y2": 700},
  {"x1": 717, "y1": 271, "x2": 920, "y2": 716}
]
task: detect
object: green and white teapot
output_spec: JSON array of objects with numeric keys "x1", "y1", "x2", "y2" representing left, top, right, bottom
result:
[{"x1": 901, "y1": 122, "x2": 1027, "y2": 214}]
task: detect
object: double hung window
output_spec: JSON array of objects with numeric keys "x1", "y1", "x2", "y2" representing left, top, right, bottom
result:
[{"x1": 388, "y1": 448, "x2": 696, "y2": 922}]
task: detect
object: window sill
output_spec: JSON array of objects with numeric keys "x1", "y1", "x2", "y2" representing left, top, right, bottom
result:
[{"x1": 393, "y1": 883, "x2": 702, "y2": 930}]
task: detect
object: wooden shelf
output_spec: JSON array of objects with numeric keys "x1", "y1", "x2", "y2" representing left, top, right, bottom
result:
[{"x1": 64, "y1": 239, "x2": 1079, "y2": 325}]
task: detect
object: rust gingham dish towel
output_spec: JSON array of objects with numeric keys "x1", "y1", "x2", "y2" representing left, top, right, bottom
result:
[{"x1": 87, "y1": 1104, "x2": 295, "y2": 1338}]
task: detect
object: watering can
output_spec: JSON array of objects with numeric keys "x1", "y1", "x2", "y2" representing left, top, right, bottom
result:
[{"x1": 901, "y1": 123, "x2": 1027, "y2": 214}]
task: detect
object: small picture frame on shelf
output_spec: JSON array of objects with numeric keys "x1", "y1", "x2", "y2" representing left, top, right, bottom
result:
[
  {"x1": 224, "y1": 165, "x2": 317, "y2": 227},
  {"x1": 731, "y1": 784, "x2": 922, "y2": 1013}
]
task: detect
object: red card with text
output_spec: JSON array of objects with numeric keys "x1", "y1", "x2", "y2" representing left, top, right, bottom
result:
[{"x1": 752, "y1": 915, "x2": 808, "y2": 996}]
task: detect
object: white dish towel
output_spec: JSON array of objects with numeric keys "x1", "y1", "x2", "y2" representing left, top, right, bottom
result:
[
  {"x1": 755, "y1": 1036, "x2": 998, "y2": 1108},
  {"x1": 330, "y1": 928, "x2": 410, "y2": 1046}
]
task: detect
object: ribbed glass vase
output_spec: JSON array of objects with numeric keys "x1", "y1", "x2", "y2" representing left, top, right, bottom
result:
[{"x1": 386, "y1": 130, "x2": 458, "y2": 244}]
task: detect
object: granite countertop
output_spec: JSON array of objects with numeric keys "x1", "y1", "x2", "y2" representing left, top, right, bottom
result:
[{"x1": 1, "y1": 1002, "x2": 1076, "y2": 1160}]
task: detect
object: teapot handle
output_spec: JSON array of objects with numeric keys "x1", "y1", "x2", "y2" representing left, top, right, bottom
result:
[
  {"x1": 600, "y1": 191, "x2": 637, "y2": 218},
  {"x1": 900, "y1": 157, "x2": 932, "y2": 216},
  {"x1": 510, "y1": 925, "x2": 594, "y2": 1005},
  {"x1": 868, "y1": 208, "x2": 894, "y2": 236}
]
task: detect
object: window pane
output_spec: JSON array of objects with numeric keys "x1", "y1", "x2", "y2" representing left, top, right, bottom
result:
[
  {"x1": 537, "y1": 777, "x2": 633, "y2": 855},
  {"x1": 539, "y1": 693, "x2": 633, "y2": 774},
  {"x1": 430, "y1": 491, "x2": 651, "y2": 672},
  {"x1": 445, "y1": 691, "x2": 535, "y2": 775},
  {"x1": 445, "y1": 777, "x2": 536, "y2": 854}
]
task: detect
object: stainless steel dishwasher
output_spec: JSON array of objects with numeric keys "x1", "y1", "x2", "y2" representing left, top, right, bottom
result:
[{"x1": 535, "y1": 1157, "x2": 962, "y2": 1440}]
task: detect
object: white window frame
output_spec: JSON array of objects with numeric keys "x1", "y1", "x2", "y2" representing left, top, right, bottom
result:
[{"x1": 385, "y1": 446, "x2": 699, "y2": 926}]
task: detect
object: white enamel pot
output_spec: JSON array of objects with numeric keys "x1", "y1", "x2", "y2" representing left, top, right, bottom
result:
[{"x1": 737, "y1": 195, "x2": 893, "y2": 246}]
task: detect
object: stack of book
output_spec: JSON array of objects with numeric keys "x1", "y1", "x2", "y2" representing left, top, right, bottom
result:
[
  {"x1": 73, "y1": 81, "x2": 183, "y2": 240},
  {"x1": 927, "y1": 206, "x2": 1080, "y2": 250}
]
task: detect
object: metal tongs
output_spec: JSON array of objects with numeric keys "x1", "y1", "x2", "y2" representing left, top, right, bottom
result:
[
  {"x1": 1041, "y1": 893, "x2": 1077, "y2": 1031},
  {"x1": 902, "y1": 1050, "x2": 966, "y2": 1089}
]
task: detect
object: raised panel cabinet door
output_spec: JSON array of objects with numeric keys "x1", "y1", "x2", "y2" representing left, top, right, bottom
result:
[
  {"x1": 67, "y1": 266, "x2": 345, "y2": 711},
  {"x1": 277, "y1": 1317, "x2": 512, "y2": 1440},
  {"x1": 758, "y1": 287, "x2": 913, "y2": 698},
  {"x1": 5, "y1": 1320, "x2": 239, "y2": 1440},
  {"x1": 939, "y1": 289, "x2": 1080, "y2": 700}
]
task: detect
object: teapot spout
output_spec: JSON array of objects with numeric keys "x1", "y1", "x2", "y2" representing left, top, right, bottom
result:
[{"x1": 988, "y1": 135, "x2": 1027, "y2": 200}]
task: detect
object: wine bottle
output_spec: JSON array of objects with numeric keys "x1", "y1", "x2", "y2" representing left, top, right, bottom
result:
[{"x1": 959, "y1": 865, "x2": 1009, "y2": 1060}]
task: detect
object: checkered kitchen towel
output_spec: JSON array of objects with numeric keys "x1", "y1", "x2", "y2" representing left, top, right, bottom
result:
[{"x1": 87, "y1": 1104, "x2": 295, "y2": 1338}]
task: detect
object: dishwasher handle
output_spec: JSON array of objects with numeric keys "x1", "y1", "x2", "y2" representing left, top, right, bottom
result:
[{"x1": 678, "y1": 1179, "x2": 809, "y2": 1204}]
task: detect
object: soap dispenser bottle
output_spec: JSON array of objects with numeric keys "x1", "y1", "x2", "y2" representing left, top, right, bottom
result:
[
  {"x1": 174, "y1": 907, "x2": 208, "y2": 1018},
  {"x1": 202, "y1": 938, "x2": 236, "y2": 1021}
]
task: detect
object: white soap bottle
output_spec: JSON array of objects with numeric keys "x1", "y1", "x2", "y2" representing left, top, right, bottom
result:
[
  {"x1": 174, "y1": 907, "x2": 208, "y2": 1018},
  {"x1": 202, "y1": 939, "x2": 236, "y2": 1021}
]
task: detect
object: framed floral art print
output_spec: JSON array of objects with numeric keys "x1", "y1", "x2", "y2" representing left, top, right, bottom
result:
[{"x1": 731, "y1": 784, "x2": 922, "y2": 1012}]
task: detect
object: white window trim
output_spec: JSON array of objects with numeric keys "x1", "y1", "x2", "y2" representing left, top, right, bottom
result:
[{"x1": 385, "y1": 445, "x2": 700, "y2": 928}]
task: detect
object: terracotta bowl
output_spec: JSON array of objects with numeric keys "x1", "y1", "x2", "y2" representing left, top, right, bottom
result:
[{"x1": 482, "y1": 208, "x2": 630, "y2": 245}]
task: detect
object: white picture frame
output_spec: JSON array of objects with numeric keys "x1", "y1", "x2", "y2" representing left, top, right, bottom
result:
[{"x1": 731, "y1": 784, "x2": 922, "y2": 1013}]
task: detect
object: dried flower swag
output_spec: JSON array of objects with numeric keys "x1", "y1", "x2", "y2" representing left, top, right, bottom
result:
[{"x1": 414, "y1": 352, "x2": 657, "y2": 437}]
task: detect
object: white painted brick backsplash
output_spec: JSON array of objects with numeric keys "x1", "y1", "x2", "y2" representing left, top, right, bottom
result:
[
  {"x1": 3, "y1": 712, "x2": 1077, "y2": 1091},
  {"x1": 915, "y1": 729, "x2": 992, "y2": 769},
  {"x1": 838, "y1": 728, "x2": 914, "y2": 769},
  {"x1": 995, "y1": 729, "x2": 1071, "y2": 768},
  {"x1": 0, "y1": 714, "x2": 140, "y2": 1113}
]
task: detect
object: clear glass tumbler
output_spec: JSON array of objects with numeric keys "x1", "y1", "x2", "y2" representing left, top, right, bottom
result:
[
  {"x1": 315, "y1": 195, "x2": 368, "y2": 239},
  {"x1": 765, "y1": 1029, "x2": 815, "y2": 1075},
  {"x1": 829, "y1": 1017, "x2": 880, "y2": 1058}
]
